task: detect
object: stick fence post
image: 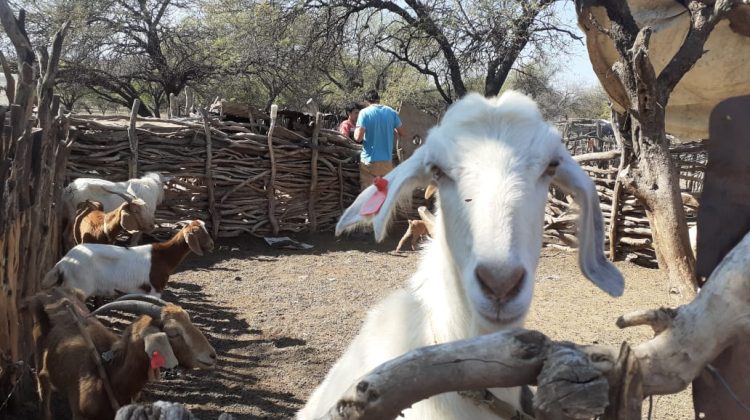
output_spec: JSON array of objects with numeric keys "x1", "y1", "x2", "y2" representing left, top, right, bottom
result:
[
  {"x1": 267, "y1": 105, "x2": 280, "y2": 235},
  {"x1": 127, "y1": 99, "x2": 139, "y2": 178},
  {"x1": 200, "y1": 108, "x2": 220, "y2": 239},
  {"x1": 309, "y1": 112, "x2": 322, "y2": 232}
]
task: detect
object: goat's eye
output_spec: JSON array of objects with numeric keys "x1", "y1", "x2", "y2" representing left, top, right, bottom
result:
[
  {"x1": 431, "y1": 165, "x2": 446, "y2": 181},
  {"x1": 544, "y1": 160, "x2": 560, "y2": 177},
  {"x1": 166, "y1": 330, "x2": 180, "y2": 339}
]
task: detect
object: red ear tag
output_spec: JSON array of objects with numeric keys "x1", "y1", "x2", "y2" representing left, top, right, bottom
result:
[
  {"x1": 360, "y1": 177, "x2": 389, "y2": 216},
  {"x1": 150, "y1": 351, "x2": 166, "y2": 369}
]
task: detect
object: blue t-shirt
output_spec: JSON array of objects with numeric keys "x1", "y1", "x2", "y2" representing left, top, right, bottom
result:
[{"x1": 356, "y1": 104, "x2": 401, "y2": 164}]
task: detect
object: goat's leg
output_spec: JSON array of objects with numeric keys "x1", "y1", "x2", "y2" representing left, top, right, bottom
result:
[
  {"x1": 37, "y1": 370, "x2": 53, "y2": 420},
  {"x1": 129, "y1": 232, "x2": 143, "y2": 246},
  {"x1": 417, "y1": 206, "x2": 435, "y2": 237},
  {"x1": 410, "y1": 232, "x2": 420, "y2": 251},
  {"x1": 396, "y1": 226, "x2": 413, "y2": 252},
  {"x1": 68, "y1": 395, "x2": 85, "y2": 420}
]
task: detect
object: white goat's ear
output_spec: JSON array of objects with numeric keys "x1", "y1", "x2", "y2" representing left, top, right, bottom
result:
[
  {"x1": 552, "y1": 152, "x2": 624, "y2": 297},
  {"x1": 143, "y1": 331, "x2": 179, "y2": 369},
  {"x1": 336, "y1": 148, "x2": 431, "y2": 242}
]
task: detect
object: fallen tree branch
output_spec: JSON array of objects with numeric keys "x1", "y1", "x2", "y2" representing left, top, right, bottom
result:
[{"x1": 318, "y1": 330, "x2": 550, "y2": 420}]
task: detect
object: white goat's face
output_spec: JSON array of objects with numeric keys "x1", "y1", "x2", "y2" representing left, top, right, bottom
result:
[
  {"x1": 428, "y1": 132, "x2": 562, "y2": 325},
  {"x1": 336, "y1": 91, "x2": 624, "y2": 329}
]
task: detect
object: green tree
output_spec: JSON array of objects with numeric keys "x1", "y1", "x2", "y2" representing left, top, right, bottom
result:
[{"x1": 309, "y1": 0, "x2": 580, "y2": 103}]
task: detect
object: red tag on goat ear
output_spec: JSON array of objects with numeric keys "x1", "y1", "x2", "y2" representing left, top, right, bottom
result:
[
  {"x1": 150, "y1": 351, "x2": 166, "y2": 369},
  {"x1": 360, "y1": 177, "x2": 389, "y2": 216}
]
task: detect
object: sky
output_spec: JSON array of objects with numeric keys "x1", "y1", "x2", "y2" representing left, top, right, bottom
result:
[{"x1": 549, "y1": 1, "x2": 601, "y2": 88}]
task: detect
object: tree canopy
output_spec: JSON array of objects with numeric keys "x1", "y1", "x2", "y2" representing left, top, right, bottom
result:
[{"x1": 1, "y1": 0, "x2": 608, "y2": 119}]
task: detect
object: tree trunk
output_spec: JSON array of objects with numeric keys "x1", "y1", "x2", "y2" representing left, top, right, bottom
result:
[
  {"x1": 136, "y1": 101, "x2": 152, "y2": 118},
  {"x1": 622, "y1": 117, "x2": 697, "y2": 298}
]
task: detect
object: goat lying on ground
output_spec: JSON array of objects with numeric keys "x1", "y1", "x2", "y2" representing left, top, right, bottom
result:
[
  {"x1": 27, "y1": 288, "x2": 216, "y2": 420},
  {"x1": 298, "y1": 91, "x2": 624, "y2": 419},
  {"x1": 63, "y1": 172, "x2": 170, "y2": 248},
  {"x1": 43, "y1": 220, "x2": 214, "y2": 298},
  {"x1": 73, "y1": 188, "x2": 153, "y2": 245}
]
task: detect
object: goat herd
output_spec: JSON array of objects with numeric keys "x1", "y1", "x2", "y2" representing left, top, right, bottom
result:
[{"x1": 28, "y1": 91, "x2": 626, "y2": 420}]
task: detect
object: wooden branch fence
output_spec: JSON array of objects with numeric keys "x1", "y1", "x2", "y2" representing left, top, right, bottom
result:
[
  {"x1": 547, "y1": 120, "x2": 706, "y2": 265},
  {"x1": 65, "y1": 117, "x2": 706, "y2": 265},
  {"x1": 65, "y1": 113, "x2": 362, "y2": 238},
  {"x1": 0, "y1": 4, "x2": 71, "y2": 415}
]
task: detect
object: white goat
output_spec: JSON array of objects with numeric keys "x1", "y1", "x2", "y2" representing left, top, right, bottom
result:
[
  {"x1": 298, "y1": 91, "x2": 624, "y2": 419},
  {"x1": 62, "y1": 172, "x2": 169, "y2": 246},
  {"x1": 43, "y1": 220, "x2": 214, "y2": 299}
]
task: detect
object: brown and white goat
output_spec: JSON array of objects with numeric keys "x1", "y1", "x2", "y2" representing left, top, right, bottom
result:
[
  {"x1": 73, "y1": 188, "x2": 153, "y2": 245},
  {"x1": 27, "y1": 289, "x2": 216, "y2": 420},
  {"x1": 43, "y1": 220, "x2": 215, "y2": 298}
]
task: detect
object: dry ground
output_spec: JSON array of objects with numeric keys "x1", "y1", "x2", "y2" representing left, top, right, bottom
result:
[
  {"x1": 132, "y1": 231, "x2": 693, "y2": 420},
  {"x1": 35, "y1": 231, "x2": 694, "y2": 419}
]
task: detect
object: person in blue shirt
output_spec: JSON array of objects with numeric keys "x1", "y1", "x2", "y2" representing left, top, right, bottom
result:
[{"x1": 354, "y1": 90, "x2": 405, "y2": 190}]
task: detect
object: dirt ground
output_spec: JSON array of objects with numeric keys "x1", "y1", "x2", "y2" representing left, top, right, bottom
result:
[
  {"x1": 123, "y1": 230, "x2": 692, "y2": 420},
  {"x1": 30, "y1": 230, "x2": 693, "y2": 419}
]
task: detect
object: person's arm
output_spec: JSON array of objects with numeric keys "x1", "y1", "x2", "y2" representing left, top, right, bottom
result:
[
  {"x1": 354, "y1": 126, "x2": 365, "y2": 143},
  {"x1": 394, "y1": 112, "x2": 405, "y2": 139},
  {"x1": 395, "y1": 126, "x2": 406, "y2": 138}
]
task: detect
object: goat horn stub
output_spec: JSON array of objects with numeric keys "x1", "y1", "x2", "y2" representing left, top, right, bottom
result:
[
  {"x1": 113, "y1": 293, "x2": 168, "y2": 307},
  {"x1": 91, "y1": 301, "x2": 163, "y2": 319},
  {"x1": 424, "y1": 182, "x2": 437, "y2": 200},
  {"x1": 101, "y1": 187, "x2": 136, "y2": 203}
]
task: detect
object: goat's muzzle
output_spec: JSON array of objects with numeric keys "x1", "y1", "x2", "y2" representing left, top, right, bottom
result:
[{"x1": 475, "y1": 263, "x2": 525, "y2": 303}]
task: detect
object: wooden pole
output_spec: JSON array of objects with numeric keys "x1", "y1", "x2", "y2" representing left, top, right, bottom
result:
[
  {"x1": 185, "y1": 87, "x2": 193, "y2": 115},
  {"x1": 0, "y1": 50, "x2": 14, "y2": 104},
  {"x1": 608, "y1": 113, "x2": 627, "y2": 261},
  {"x1": 309, "y1": 112, "x2": 322, "y2": 232},
  {"x1": 200, "y1": 108, "x2": 220, "y2": 239},
  {"x1": 266, "y1": 105, "x2": 280, "y2": 235},
  {"x1": 169, "y1": 93, "x2": 177, "y2": 119},
  {"x1": 338, "y1": 162, "x2": 344, "y2": 213},
  {"x1": 127, "y1": 99, "x2": 139, "y2": 178}
]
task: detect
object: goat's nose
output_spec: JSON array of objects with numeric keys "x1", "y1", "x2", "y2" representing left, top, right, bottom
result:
[
  {"x1": 209, "y1": 352, "x2": 217, "y2": 360},
  {"x1": 475, "y1": 263, "x2": 525, "y2": 302}
]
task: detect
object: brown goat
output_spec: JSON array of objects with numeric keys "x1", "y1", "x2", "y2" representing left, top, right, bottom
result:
[
  {"x1": 396, "y1": 220, "x2": 431, "y2": 251},
  {"x1": 28, "y1": 289, "x2": 216, "y2": 420},
  {"x1": 395, "y1": 206, "x2": 436, "y2": 252},
  {"x1": 148, "y1": 220, "x2": 215, "y2": 293},
  {"x1": 73, "y1": 190, "x2": 153, "y2": 245}
]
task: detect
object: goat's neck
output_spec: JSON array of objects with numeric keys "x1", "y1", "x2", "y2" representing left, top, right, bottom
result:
[
  {"x1": 107, "y1": 316, "x2": 153, "y2": 403},
  {"x1": 151, "y1": 229, "x2": 192, "y2": 273},
  {"x1": 103, "y1": 206, "x2": 125, "y2": 240},
  {"x1": 413, "y1": 227, "x2": 476, "y2": 345},
  {"x1": 414, "y1": 212, "x2": 513, "y2": 345}
]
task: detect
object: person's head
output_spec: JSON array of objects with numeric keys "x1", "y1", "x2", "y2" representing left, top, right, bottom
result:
[
  {"x1": 345, "y1": 102, "x2": 361, "y2": 121},
  {"x1": 363, "y1": 90, "x2": 380, "y2": 104}
]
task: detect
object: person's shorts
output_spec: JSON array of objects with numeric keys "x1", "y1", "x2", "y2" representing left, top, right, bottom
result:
[{"x1": 359, "y1": 160, "x2": 394, "y2": 191}]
